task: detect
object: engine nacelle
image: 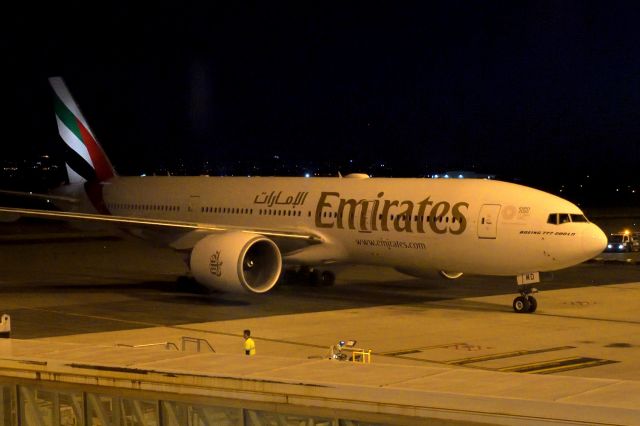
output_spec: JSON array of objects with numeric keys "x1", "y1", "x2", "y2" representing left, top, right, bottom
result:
[
  {"x1": 396, "y1": 267, "x2": 464, "y2": 280},
  {"x1": 439, "y1": 270, "x2": 464, "y2": 280},
  {"x1": 190, "y1": 232, "x2": 282, "y2": 294}
]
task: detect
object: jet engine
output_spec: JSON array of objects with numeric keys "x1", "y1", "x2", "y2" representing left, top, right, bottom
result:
[{"x1": 190, "y1": 232, "x2": 282, "y2": 294}]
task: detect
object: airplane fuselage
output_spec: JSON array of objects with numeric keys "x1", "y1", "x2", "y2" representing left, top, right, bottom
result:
[{"x1": 60, "y1": 176, "x2": 605, "y2": 277}]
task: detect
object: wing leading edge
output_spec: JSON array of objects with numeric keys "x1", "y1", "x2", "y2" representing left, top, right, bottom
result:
[{"x1": 0, "y1": 207, "x2": 322, "y2": 243}]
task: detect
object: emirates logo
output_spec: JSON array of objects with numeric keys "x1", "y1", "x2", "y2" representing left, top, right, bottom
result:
[{"x1": 209, "y1": 251, "x2": 223, "y2": 277}]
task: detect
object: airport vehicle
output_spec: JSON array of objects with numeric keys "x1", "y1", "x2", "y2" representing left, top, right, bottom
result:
[
  {"x1": 605, "y1": 231, "x2": 640, "y2": 252},
  {"x1": 0, "y1": 78, "x2": 607, "y2": 313}
]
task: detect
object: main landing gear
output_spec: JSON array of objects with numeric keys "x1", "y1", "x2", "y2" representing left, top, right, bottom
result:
[
  {"x1": 513, "y1": 286, "x2": 538, "y2": 313},
  {"x1": 289, "y1": 266, "x2": 336, "y2": 286}
]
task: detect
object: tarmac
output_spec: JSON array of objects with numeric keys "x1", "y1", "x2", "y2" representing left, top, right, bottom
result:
[{"x1": 1, "y1": 219, "x2": 640, "y2": 424}]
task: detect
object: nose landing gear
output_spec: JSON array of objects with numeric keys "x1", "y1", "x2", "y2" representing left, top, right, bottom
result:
[{"x1": 513, "y1": 286, "x2": 538, "y2": 313}]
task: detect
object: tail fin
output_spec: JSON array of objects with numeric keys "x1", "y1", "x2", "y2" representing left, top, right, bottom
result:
[{"x1": 49, "y1": 77, "x2": 117, "y2": 183}]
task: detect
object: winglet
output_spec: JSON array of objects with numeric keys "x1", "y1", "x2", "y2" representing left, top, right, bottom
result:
[{"x1": 49, "y1": 77, "x2": 117, "y2": 183}]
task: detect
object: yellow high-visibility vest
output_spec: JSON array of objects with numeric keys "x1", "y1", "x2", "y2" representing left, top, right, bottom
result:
[{"x1": 244, "y1": 337, "x2": 256, "y2": 355}]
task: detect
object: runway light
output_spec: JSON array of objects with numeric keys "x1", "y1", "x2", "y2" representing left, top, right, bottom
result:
[
  {"x1": 304, "y1": 173, "x2": 310, "y2": 178},
  {"x1": 458, "y1": 174, "x2": 463, "y2": 178}
]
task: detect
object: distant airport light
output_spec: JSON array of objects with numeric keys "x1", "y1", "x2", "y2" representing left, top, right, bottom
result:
[
  {"x1": 458, "y1": 174, "x2": 463, "y2": 178},
  {"x1": 304, "y1": 173, "x2": 310, "y2": 178},
  {"x1": 444, "y1": 174, "x2": 449, "y2": 178}
]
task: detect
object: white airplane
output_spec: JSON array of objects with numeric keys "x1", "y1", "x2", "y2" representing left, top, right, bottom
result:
[{"x1": 0, "y1": 77, "x2": 607, "y2": 313}]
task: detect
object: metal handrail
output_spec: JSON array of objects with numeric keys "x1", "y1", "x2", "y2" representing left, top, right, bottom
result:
[
  {"x1": 116, "y1": 342, "x2": 179, "y2": 351},
  {"x1": 181, "y1": 336, "x2": 215, "y2": 353},
  {"x1": 115, "y1": 337, "x2": 215, "y2": 353}
]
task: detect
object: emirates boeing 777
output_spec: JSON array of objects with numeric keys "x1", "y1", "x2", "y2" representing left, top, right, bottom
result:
[{"x1": 0, "y1": 78, "x2": 607, "y2": 313}]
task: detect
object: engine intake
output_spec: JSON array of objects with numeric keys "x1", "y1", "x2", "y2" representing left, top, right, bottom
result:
[{"x1": 190, "y1": 232, "x2": 282, "y2": 293}]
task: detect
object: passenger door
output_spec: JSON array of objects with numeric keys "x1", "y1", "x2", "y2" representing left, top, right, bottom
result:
[
  {"x1": 478, "y1": 204, "x2": 501, "y2": 239},
  {"x1": 188, "y1": 195, "x2": 201, "y2": 219}
]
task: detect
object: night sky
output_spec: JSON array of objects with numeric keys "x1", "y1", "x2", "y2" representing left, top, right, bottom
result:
[{"x1": 4, "y1": 2, "x2": 640, "y2": 182}]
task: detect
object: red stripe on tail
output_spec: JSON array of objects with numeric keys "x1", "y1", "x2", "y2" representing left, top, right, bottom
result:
[{"x1": 76, "y1": 118, "x2": 114, "y2": 182}]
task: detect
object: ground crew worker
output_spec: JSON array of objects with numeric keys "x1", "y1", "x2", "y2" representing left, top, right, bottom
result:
[{"x1": 243, "y1": 329, "x2": 256, "y2": 356}]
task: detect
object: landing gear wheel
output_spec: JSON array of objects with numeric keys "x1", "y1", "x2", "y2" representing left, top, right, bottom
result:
[
  {"x1": 527, "y1": 296, "x2": 538, "y2": 313},
  {"x1": 319, "y1": 271, "x2": 336, "y2": 286},
  {"x1": 308, "y1": 269, "x2": 321, "y2": 285},
  {"x1": 513, "y1": 296, "x2": 531, "y2": 313}
]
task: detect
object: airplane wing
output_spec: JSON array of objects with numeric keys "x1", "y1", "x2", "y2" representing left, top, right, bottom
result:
[
  {"x1": 0, "y1": 207, "x2": 323, "y2": 246},
  {"x1": 0, "y1": 190, "x2": 78, "y2": 203}
]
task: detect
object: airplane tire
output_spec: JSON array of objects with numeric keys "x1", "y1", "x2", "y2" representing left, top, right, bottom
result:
[
  {"x1": 527, "y1": 296, "x2": 538, "y2": 313},
  {"x1": 513, "y1": 296, "x2": 531, "y2": 313},
  {"x1": 319, "y1": 271, "x2": 336, "y2": 286},
  {"x1": 308, "y1": 269, "x2": 321, "y2": 285}
]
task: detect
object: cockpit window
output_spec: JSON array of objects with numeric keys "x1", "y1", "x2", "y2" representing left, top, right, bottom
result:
[
  {"x1": 548, "y1": 213, "x2": 589, "y2": 225},
  {"x1": 570, "y1": 214, "x2": 588, "y2": 223}
]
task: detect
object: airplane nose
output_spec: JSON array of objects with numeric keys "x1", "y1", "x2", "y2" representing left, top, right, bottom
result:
[{"x1": 582, "y1": 225, "x2": 607, "y2": 257}]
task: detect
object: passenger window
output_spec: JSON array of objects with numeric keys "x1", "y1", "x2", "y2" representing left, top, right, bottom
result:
[
  {"x1": 547, "y1": 214, "x2": 558, "y2": 225},
  {"x1": 570, "y1": 214, "x2": 588, "y2": 222},
  {"x1": 559, "y1": 213, "x2": 570, "y2": 224}
]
